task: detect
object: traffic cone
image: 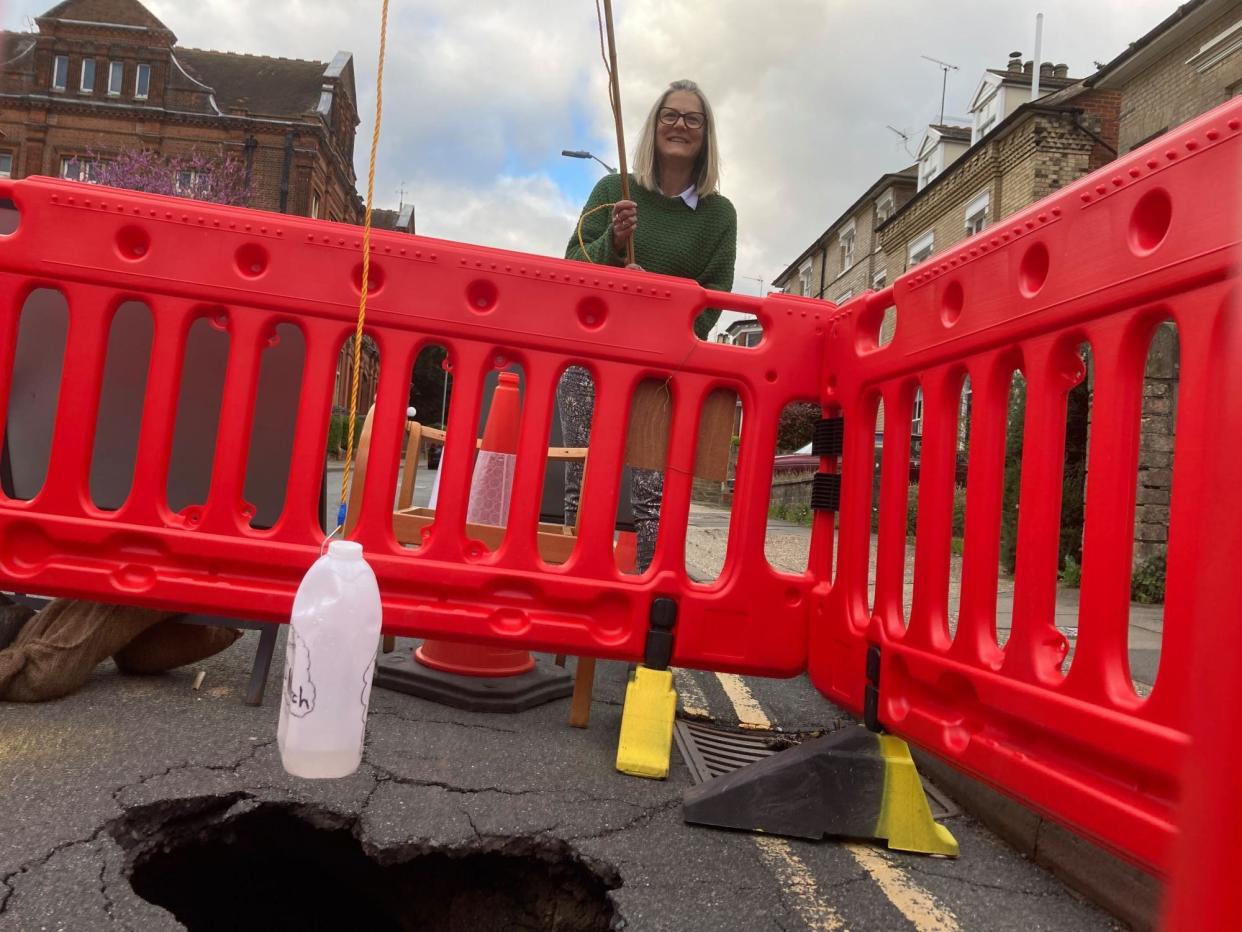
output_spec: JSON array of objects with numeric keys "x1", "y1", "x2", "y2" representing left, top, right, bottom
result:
[{"x1": 374, "y1": 371, "x2": 572, "y2": 711}]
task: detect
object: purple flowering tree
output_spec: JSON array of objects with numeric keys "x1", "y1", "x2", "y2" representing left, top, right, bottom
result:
[{"x1": 84, "y1": 147, "x2": 251, "y2": 206}]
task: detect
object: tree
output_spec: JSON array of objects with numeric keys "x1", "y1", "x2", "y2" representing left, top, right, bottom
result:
[
  {"x1": 776, "y1": 402, "x2": 820, "y2": 453},
  {"x1": 88, "y1": 147, "x2": 251, "y2": 206}
]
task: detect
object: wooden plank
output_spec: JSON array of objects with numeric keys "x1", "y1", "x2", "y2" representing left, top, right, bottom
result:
[
  {"x1": 694, "y1": 388, "x2": 738, "y2": 482},
  {"x1": 391, "y1": 510, "x2": 578, "y2": 564},
  {"x1": 569, "y1": 657, "x2": 596, "y2": 728},
  {"x1": 397, "y1": 422, "x2": 422, "y2": 510},
  {"x1": 624, "y1": 382, "x2": 735, "y2": 481}
]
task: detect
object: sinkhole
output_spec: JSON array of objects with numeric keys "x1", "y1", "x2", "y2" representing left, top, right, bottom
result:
[{"x1": 109, "y1": 796, "x2": 620, "y2": 932}]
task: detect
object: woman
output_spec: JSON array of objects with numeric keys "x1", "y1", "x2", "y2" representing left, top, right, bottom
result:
[{"x1": 560, "y1": 79, "x2": 737, "y2": 573}]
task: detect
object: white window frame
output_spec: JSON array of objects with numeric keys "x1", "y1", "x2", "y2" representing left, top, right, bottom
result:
[
  {"x1": 311, "y1": 190, "x2": 321, "y2": 219},
  {"x1": 798, "y1": 259, "x2": 814, "y2": 297},
  {"x1": 1187, "y1": 18, "x2": 1242, "y2": 72},
  {"x1": 872, "y1": 267, "x2": 887, "y2": 290},
  {"x1": 839, "y1": 221, "x2": 856, "y2": 271},
  {"x1": 52, "y1": 55, "x2": 68, "y2": 91},
  {"x1": 134, "y1": 63, "x2": 151, "y2": 100},
  {"x1": 107, "y1": 61, "x2": 123, "y2": 96},
  {"x1": 79, "y1": 58, "x2": 95, "y2": 93},
  {"x1": 964, "y1": 189, "x2": 990, "y2": 236},
  {"x1": 0, "y1": 152, "x2": 12, "y2": 179},
  {"x1": 60, "y1": 156, "x2": 101, "y2": 183},
  {"x1": 972, "y1": 88, "x2": 1001, "y2": 143},
  {"x1": 834, "y1": 289, "x2": 853, "y2": 304},
  {"x1": 918, "y1": 149, "x2": 940, "y2": 190},
  {"x1": 909, "y1": 230, "x2": 935, "y2": 267},
  {"x1": 875, "y1": 190, "x2": 895, "y2": 224},
  {"x1": 912, "y1": 388, "x2": 925, "y2": 436}
]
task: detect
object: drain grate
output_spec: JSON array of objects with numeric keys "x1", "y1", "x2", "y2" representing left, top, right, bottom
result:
[{"x1": 673, "y1": 720, "x2": 960, "y2": 821}]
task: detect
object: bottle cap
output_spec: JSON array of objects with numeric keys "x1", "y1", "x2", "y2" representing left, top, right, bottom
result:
[{"x1": 328, "y1": 540, "x2": 364, "y2": 560}]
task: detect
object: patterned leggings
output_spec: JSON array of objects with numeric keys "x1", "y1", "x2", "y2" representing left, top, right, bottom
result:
[{"x1": 558, "y1": 366, "x2": 663, "y2": 573}]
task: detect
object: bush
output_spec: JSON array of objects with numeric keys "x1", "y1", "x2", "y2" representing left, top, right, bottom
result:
[
  {"x1": 769, "y1": 501, "x2": 812, "y2": 526},
  {"x1": 1131, "y1": 554, "x2": 1166, "y2": 604},
  {"x1": 776, "y1": 402, "x2": 820, "y2": 453},
  {"x1": 326, "y1": 413, "x2": 365, "y2": 458},
  {"x1": 1060, "y1": 556, "x2": 1082, "y2": 589},
  {"x1": 903, "y1": 484, "x2": 966, "y2": 538}
]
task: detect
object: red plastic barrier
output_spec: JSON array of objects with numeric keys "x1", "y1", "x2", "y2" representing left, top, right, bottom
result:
[
  {"x1": 809, "y1": 97, "x2": 1242, "y2": 887},
  {"x1": 0, "y1": 174, "x2": 824, "y2": 676}
]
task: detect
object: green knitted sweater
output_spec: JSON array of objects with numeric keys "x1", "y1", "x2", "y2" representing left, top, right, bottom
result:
[{"x1": 565, "y1": 173, "x2": 737, "y2": 339}]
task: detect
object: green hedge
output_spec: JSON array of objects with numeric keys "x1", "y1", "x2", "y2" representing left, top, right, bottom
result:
[{"x1": 326, "y1": 413, "x2": 365, "y2": 458}]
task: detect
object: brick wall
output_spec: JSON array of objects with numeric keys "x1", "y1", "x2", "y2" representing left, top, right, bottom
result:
[
  {"x1": 1113, "y1": 6, "x2": 1242, "y2": 152},
  {"x1": 1135, "y1": 323, "x2": 1179, "y2": 564}
]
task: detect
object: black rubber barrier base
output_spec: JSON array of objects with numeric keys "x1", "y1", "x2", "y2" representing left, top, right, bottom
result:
[
  {"x1": 682, "y1": 725, "x2": 958, "y2": 856},
  {"x1": 373, "y1": 650, "x2": 573, "y2": 713}
]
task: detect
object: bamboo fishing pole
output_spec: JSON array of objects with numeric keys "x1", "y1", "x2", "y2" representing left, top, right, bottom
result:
[{"x1": 600, "y1": 0, "x2": 635, "y2": 267}]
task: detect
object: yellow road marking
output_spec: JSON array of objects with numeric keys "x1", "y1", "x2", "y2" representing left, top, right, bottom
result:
[
  {"x1": 845, "y1": 843, "x2": 961, "y2": 932},
  {"x1": 672, "y1": 668, "x2": 711, "y2": 719},
  {"x1": 714, "y1": 672, "x2": 771, "y2": 729},
  {"x1": 753, "y1": 836, "x2": 847, "y2": 931}
]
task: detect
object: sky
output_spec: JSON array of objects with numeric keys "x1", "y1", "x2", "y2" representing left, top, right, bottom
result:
[{"x1": 4, "y1": 0, "x2": 1182, "y2": 301}]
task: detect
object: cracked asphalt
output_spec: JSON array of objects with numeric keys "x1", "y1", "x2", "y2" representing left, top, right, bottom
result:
[{"x1": 0, "y1": 625, "x2": 1123, "y2": 931}]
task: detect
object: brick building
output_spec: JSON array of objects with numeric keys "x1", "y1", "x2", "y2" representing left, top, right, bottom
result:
[
  {"x1": 1084, "y1": 0, "x2": 1242, "y2": 562},
  {"x1": 0, "y1": 0, "x2": 412, "y2": 429},
  {"x1": 770, "y1": 167, "x2": 918, "y2": 302}
]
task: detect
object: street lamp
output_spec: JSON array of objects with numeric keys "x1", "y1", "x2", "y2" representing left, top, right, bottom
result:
[{"x1": 561, "y1": 149, "x2": 617, "y2": 173}]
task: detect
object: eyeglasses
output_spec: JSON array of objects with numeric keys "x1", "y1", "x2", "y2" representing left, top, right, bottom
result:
[{"x1": 657, "y1": 107, "x2": 706, "y2": 130}]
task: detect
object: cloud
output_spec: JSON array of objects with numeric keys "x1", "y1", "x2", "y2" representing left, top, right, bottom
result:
[{"x1": 4, "y1": 0, "x2": 1182, "y2": 291}]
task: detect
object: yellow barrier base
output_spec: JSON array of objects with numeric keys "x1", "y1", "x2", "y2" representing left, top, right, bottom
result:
[
  {"x1": 616, "y1": 665, "x2": 677, "y2": 779},
  {"x1": 876, "y1": 735, "x2": 959, "y2": 857}
]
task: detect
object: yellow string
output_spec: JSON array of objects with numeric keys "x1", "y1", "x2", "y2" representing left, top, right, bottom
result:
[
  {"x1": 338, "y1": 0, "x2": 390, "y2": 520},
  {"x1": 576, "y1": 201, "x2": 616, "y2": 264}
]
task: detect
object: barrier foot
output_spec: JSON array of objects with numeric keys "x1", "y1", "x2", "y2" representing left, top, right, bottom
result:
[
  {"x1": 373, "y1": 650, "x2": 572, "y2": 713},
  {"x1": 682, "y1": 725, "x2": 959, "y2": 857},
  {"x1": 616, "y1": 665, "x2": 677, "y2": 779}
]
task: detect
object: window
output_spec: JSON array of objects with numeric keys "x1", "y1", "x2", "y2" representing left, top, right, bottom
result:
[
  {"x1": 311, "y1": 191, "x2": 321, "y2": 219},
  {"x1": 876, "y1": 190, "x2": 895, "y2": 224},
  {"x1": 798, "y1": 260, "x2": 814, "y2": 296},
  {"x1": 918, "y1": 149, "x2": 941, "y2": 190},
  {"x1": 908, "y1": 230, "x2": 935, "y2": 267},
  {"x1": 0, "y1": 153, "x2": 12, "y2": 178},
  {"x1": 735, "y1": 327, "x2": 762, "y2": 348},
  {"x1": 964, "y1": 190, "x2": 990, "y2": 236},
  {"x1": 108, "y1": 61, "x2": 123, "y2": 96},
  {"x1": 1187, "y1": 18, "x2": 1242, "y2": 73},
  {"x1": 834, "y1": 289, "x2": 853, "y2": 304},
  {"x1": 912, "y1": 388, "x2": 925, "y2": 435},
  {"x1": 872, "y1": 268, "x2": 887, "y2": 290},
  {"x1": 52, "y1": 55, "x2": 68, "y2": 91},
  {"x1": 135, "y1": 63, "x2": 151, "y2": 99},
  {"x1": 80, "y1": 59, "x2": 95, "y2": 93},
  {"x1": 972, "y1": 88, "x2": 1002, "y2": 143},
  {"x1": 60, "y1": 156, "x2": 103, "y2": 183},
  {"x1": 840, "y1": 222, "x2": 856, "y2": 270}
]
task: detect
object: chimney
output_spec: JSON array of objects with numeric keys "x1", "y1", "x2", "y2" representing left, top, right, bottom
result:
[
  {"x1": 1008, "y1": 51, "x2": 1023, "y2": 73},
  {"x1": 1040, "y1": 62, "x2": 1054, "y2": 78},
  {"x1": 1054, "y1": 63, "x2": 1069, "y2": 78},
  {"x1": 1023, "y1": 60, "x2": 1034, "y2": 75}
]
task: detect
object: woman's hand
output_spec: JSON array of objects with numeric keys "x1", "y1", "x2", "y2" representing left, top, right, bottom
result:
[{"x1": 611, "y1": 200, "x2": 637, "y2": 254}]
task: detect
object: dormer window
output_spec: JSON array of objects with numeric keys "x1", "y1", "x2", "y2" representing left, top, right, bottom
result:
[
  {"x1": 52, "y1": 55, "x2": 68, "y2": 91},
  {"x1": 918, "y1": 150, "x2": 940, "y2": 189},
  {"x1": 876, "y1": 190, "x2": 895, "y2": 224},
  {"x1": 80, "y1": 59, "x2": 95, "y2": 93},
  {"x1": 107, "y1": 61, "x2": 123, "y2": 96}
]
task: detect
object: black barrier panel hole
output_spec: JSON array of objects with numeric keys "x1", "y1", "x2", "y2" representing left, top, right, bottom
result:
[
  {"x1": 351, "y1": 261, "x2": 386, "y2": 296},
  {"x1": 1129, "y1": 188, "x2": 1173, "y2": 257},
  {"x1": 948, "y1": 374, "x2": 971, "y2": 640},
  {"x1": 90, "y1": 301, "x2": 153, "y2": 511},
  {"x1": 1018, "y1": 242, "x2": 1049, "y2": 298},
  {"x1": 941, "y1": 280, "x2": 964, "y2": 327},
  {"x1": 114, "y1": 801, "x2": 619, "y2": 932},
  {"x1": 619, "y1": 377, "x2": 673, "y2": 575},
  {"x1": 167, "y1": 315, "x2": 229, "y2": 515},
  {"x1": 766, "y1": 400, "x2": 817, "y2": 578},
  {"x1": 244, "y1": 322, "x2": 306, "y2": 529},
  {"x1": 1129, "y1": 321, "x2": 1177, "y2": 698},
  {"x1": 0, "y1": 198, "x2": 21, "y2": 236},
  {"x1": 2, "y1": 289, "x2": 68, "y2": 501},
  {"x1": 998, "y1": 369, "x2": 1027, "y2": 649},
  {"x1": 1059, "y1": 342, "x2": 1092, "y2": 677},
  {"x1": 117, "y1": 225, "x2": 151, "y2": 261},
  {"x1": 541, "y1": 365, "x2": 593, "y2": 568},
  {"x1": 685, "y1": 388, "x2": 741, "y2": 584},
  {"x1": 701, "y1": 310, "x2": 763, "y2": 348},
  {"x1": 577, "y1": 296, "x2": 607, "y2": 331},
  {"x1": 390, "y1": 344, "x2": 451, "y2": 544},
  {"x1": 467, "y1": 279, "x2": 498, "y2": 313},
  {"x1": 327, "y1": 331, "x2": 382, "y2": 531},
  {"x1": 235, "y1": 243, "x2": 268, "y2": 278}
]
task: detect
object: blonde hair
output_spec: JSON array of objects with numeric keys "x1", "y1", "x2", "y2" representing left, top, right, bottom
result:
[{"x1": 632, "y1": 79, "x2": 720, "y2": 197}]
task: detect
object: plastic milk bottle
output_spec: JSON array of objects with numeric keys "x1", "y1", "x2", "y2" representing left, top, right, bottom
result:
[{"x1": 278, "y1": 540, "x2": 382, "y2": 778}]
